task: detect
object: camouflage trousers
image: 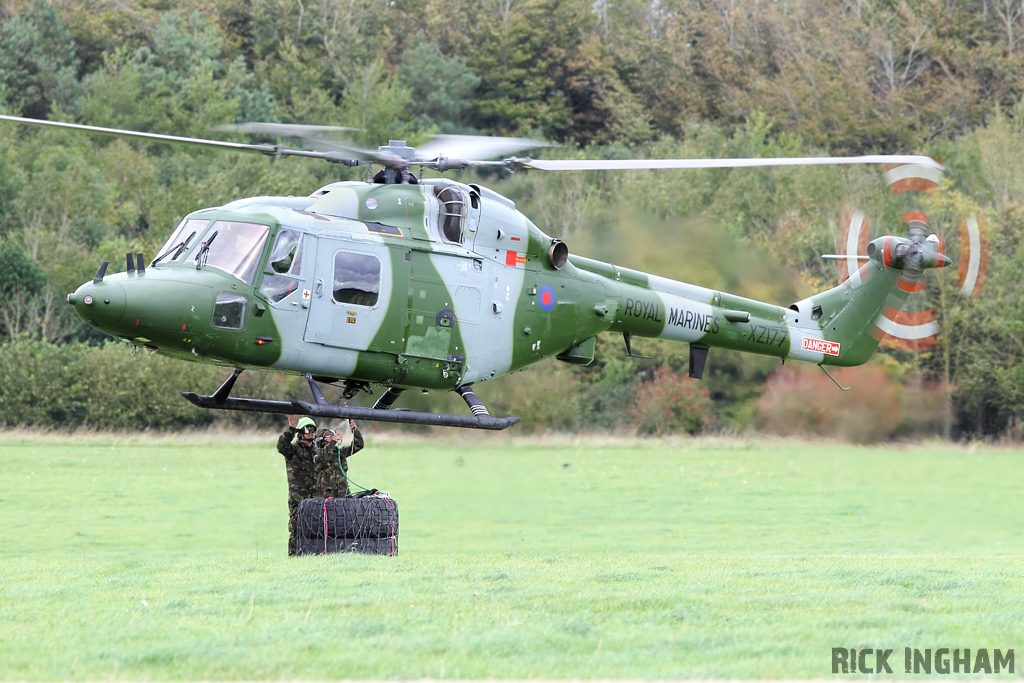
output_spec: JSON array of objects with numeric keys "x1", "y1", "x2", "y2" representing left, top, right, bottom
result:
[{"x1": 287, "y1": 498, "x2": 300, "y2": 556}]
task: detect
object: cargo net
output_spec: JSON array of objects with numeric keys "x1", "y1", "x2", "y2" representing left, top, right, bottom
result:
[{"x1": 296, "y1": 493, "x2": 399, "y2": 556}]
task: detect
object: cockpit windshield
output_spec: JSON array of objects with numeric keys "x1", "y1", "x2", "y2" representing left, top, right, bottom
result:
[
  {"x1": 153, "y1": 218, "x2": 208, "y2": 265},
  {"x1": 186, "y1": 221, "x2": 270, "y2": 285}
]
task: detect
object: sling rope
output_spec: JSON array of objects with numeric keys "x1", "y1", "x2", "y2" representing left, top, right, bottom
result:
[
  {"x1": 336, "y1": 431, "x2": 370, "y2": 496},
  {"x1": 322, "y1": 496, "x2": 332, "y2": 553}
]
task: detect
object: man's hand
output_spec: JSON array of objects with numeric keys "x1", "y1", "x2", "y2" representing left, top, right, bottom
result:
[
  {"x1": 287, "y1": 414, "x2": 298, "y2": 428},
  {"x1": 348, "y1": 420, "x2": 357, "y2": 431}
]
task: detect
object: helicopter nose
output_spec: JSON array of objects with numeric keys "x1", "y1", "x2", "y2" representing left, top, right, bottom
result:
[{"x1": 69, "y1": 280, "x2": 127, "y2": 329}]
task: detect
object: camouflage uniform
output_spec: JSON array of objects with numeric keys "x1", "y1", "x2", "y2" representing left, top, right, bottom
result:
[
  {"x1": 314, "y1": 427, "x2": 364, "y2": 498},
  {"x1": 277, "y1": 426, "x2": 318, "y2": 556}
]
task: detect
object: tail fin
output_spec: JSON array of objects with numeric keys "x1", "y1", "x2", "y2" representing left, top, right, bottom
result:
[{"x1": 791, "y1": 235, "x2": 949, "y2": 367}]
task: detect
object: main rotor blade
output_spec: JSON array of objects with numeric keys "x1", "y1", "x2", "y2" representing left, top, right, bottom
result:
[
  {"x1": 211, "y1": 122, "x2": 361, "y2": 137},
  {"x1": 0, "y1": 114, "x2": 282, "y2": 154},
  {"x1": 306, "y1": 138, "x2": 400, "y2": 164},
  {"x1": 517, "y1": 154, "x2": 945, "y2": 172},
  {"x1": 0, "y1": 114, "x2": 361, "y2": 164},
  {"x1": 216, "y1": 121, "x2": 410, "y2": 165},
  {"x1": 416, "y1": 134, "x2": 553, "y2": 162},
  {"x1": 212, "y1": 121, "x2": 387, "y2": 160}
]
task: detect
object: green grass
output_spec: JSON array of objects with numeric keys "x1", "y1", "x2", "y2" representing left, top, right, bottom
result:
[{"x1": 0, "y1": 433, "x2": 1021, "y2": 679}]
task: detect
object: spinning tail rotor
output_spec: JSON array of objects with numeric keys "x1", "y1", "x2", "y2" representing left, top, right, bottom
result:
[{"x1": 834, "y1": 158, "x2": 987, "y2": 351}]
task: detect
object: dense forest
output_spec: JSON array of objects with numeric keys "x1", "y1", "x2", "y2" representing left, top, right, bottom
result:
[{"x1": 2, "y1": 0, "x2": 1024, "y2": 440}]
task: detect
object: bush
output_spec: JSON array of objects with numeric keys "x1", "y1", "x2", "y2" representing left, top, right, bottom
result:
[
  {"x1": 484, "y1": 362, "x2": 584, "y2": 432},
  {"x1": 0, "y1": 337, "x2": 87, "y2": 425},
  {"x1": 628, "y1": 365, "x2": 715, "y2": 436},
  {"x1": 754, "y1": 363, "x2": 949, "y2": 443},
  {"x1": 0, "y1": 338, "x2": 307, "y2": 430}
]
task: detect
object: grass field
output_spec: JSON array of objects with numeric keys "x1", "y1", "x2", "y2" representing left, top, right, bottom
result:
[{"x1": 0, "y1": 431, "x2": 1020, "y2": 680}]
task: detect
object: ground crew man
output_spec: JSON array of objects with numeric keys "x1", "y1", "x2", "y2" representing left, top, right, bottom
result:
[
  {"x1": 315, "y1": 419, "x2": 364, "y2": 498},
  {"x1": 277, "y1": 415, "x2": 318, "y2": 556}
]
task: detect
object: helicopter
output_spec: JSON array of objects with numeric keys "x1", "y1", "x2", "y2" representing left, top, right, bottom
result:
[{"x1": 0, "y1": 114, "x2": 952, "y2": 430}]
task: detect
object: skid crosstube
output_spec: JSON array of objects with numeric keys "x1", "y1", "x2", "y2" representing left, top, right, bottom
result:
[{"x1": 181, "y1": 392, "x2": 520, "y2": 430}]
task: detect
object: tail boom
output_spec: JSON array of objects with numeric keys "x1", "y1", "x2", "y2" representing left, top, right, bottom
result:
[{"x1": 592, "y1": 234, "x2": 942, "y2": 372}]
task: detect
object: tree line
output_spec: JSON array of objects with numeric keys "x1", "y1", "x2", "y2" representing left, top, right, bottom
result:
[{"x1": 2, "y1": 0, "x2": 1024, "y2": 440}]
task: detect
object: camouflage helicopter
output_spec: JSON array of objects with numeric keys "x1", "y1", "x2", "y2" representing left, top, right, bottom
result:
[{"x1": 0, "y1": 115, "x2": 951, "y2": 430}]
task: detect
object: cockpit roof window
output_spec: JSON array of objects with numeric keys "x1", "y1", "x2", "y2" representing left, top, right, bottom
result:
[{"x1": 186, "y1": 221, "x2": 270, "y2": 286}]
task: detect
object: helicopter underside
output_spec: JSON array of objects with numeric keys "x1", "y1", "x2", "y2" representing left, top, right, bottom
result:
[{"x1": 182, "y1": 385, "x2": 521, "y2": 430}]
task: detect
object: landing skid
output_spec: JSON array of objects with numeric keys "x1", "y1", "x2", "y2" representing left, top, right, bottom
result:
[{"x1": 182, "y1": 370, "x2": 520, "y2": 430}]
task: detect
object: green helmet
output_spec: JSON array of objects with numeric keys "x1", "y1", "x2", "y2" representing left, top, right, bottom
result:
[{"x1": 296, "y1": 417, "x2": 316, "y2": 434}]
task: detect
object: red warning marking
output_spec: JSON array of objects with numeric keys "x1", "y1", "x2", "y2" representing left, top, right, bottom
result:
[
  {"x1": 836, "y1": 207, "x2": 872, "y2": 283},
  {"x1": 897, "y1": 277, "x2": 926, "y2": 293},
  {"x1": 504, "y1": 250, "x2": 526, "y2": 267},
  {"x1": 889, "y1": 177, "x2": 938, "y2": 194},
  {"x1": 957, "y1": 216, "x2": 989, "y2": 299},
  {"x1": 882, "y1": 306, "x2": 934, "y2": 325},
  {"x1": 874, "y1": 306, "x2": 939, "y2": 351},
  {"x1": 874, "y1": 330, "x2": 938, "y2": 352},
  {"x1": 801, "y1": 337, "x2": 841, "y2": 356}
]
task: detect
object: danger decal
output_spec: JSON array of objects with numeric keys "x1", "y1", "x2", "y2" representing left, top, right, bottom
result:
[
  {"x1": 505, "y1": 250, "x2": 527, "y2": 267},
  {"x1": 802, "y1": 337, "x2": 841, "y2": 357}
]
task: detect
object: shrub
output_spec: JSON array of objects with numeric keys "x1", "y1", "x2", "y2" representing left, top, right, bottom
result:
[
  {"x1": 754, "y1": 364, "x2": 948, "y2": 443},
  {"x1": 0, "y1": 338, "x2": 308, "y2": 430},
  {"x1": 628, "y1": 365, "x2": 715, "y2": 436},
  {"x1": 0, "y1": 337, "x2": 87, "y2": 425},
  {"x1": 469, "y1": 361, "x2": 584, "y2": 433}
]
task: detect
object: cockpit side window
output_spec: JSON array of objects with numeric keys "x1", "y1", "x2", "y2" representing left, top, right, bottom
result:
[
  {"x1": 211, "y1": 292, "x2": 247, "y2": 329},
  {"x1": 434, "y1": 185, "x2": 467, "y2": 244},
  {"x1": 259, "y1": 229, "x2": 304, "y2": 303},
  {"x1": 268, "y1": 229, "x2": 303, "y2": 275}
]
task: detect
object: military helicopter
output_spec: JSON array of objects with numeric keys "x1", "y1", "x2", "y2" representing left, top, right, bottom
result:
[{"x1": 0, "y1": 114, "x2": 951, "y2": 430}]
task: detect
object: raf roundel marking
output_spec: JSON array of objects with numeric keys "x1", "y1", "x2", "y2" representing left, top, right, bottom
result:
[
  {"x1": 538, "y1": 285, "x2": 556, "y2": 311},
  {"x1": 365, "y1": 198, "x2": 378, "y2": 210}
]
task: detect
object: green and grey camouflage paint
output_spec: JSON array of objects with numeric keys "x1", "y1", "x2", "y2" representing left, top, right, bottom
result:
[{"x1": 67, "y1": 178, "x2": 945, "y2": 402}]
